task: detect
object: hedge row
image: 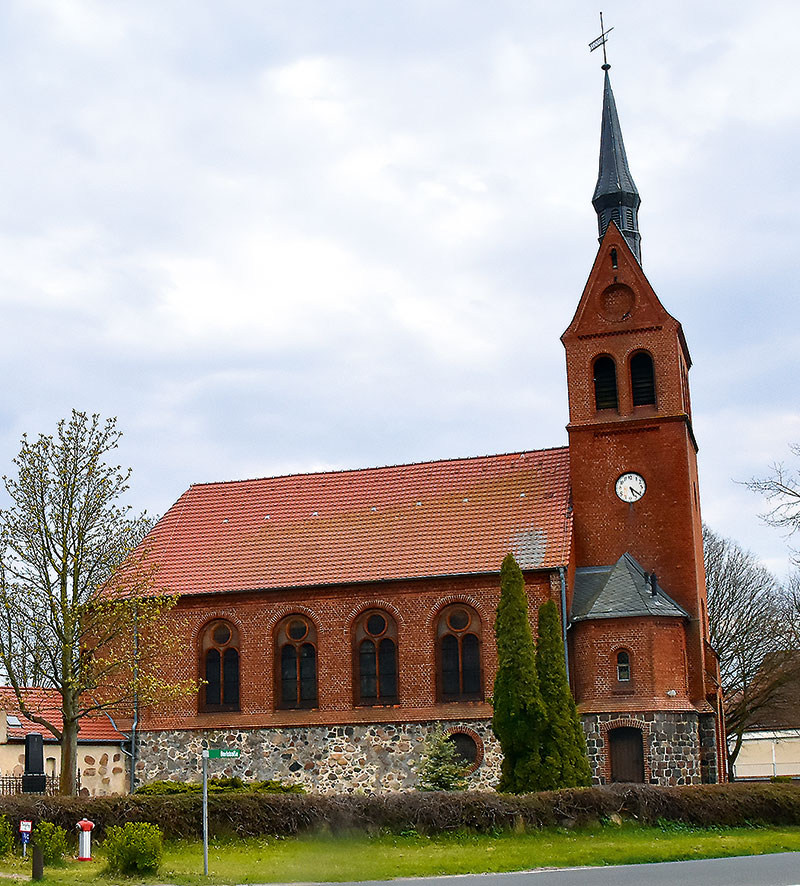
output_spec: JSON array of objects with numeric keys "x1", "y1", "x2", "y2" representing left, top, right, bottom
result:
[{"x1": 0, "y1": 783, "x2": 798, "y2": 840}]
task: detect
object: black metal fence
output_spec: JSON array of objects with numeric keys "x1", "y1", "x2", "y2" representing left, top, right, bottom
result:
[{"x1": 0, "y1": 775, "x2": 63, "y2": 796}]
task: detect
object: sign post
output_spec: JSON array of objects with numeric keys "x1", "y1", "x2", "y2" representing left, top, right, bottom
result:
[
  {"x1": 201, "y1": 748, "x2": 241, "y2": 876},
  {"x1": 19, "y1": 821, "x2": 32, "y2": 859}
]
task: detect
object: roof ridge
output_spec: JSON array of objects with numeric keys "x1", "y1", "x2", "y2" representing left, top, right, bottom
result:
[{"x1": 187, "y1": 445, "x2": 571, "y2": 489}]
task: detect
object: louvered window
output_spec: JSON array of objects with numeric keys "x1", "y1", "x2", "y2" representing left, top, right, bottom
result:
[
  {"x1": 593, "y1": 356, "x2": 618, "y2": 410},
  {"x1": 630, "y1": 352, "x2": 656, "y2": 406}
]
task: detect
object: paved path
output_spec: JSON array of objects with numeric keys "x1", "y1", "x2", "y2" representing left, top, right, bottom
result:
[{"x1": 263, "y1": 852, "x2": 800, "y2": 886}]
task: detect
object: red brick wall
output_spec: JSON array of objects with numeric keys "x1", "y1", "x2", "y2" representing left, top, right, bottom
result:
[
  {"x1": 570, "y1": 616, "x2": 690, "y2": 712},
  {"x1": 562, "y1": 229, "x2": 710, "y2": 706},
  {"x1": 141, "y1": 571, "x2": 556, "y2": 731}
]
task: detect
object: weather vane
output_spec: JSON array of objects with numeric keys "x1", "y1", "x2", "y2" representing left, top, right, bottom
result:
[{"x1": 588, "y1": 11, "x2": 613, "y2": 70}]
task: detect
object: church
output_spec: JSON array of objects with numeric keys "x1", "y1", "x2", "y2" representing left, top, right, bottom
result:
[{"x1": 133, "y1": 64, "x2": 725, "y2": 791}]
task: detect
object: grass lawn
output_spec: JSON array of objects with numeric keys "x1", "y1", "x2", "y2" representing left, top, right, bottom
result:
[{"x1": 2, "y1": 824, "x2": 799, "y2": 885}]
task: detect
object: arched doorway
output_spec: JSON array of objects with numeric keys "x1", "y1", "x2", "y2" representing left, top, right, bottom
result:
[{"x1": 609, "y1": 726, "x2": 645, "y2": 783}]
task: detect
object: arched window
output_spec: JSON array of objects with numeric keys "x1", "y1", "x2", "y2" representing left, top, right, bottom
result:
[
  {"x1": 630, "y1": 351, "x2": 656, "y2": 406},
  {"x1": 593, "y1": 356, "x2": 618, "y2": 410},
  {"x1": 200, "y1": 619, "x2": 240, "y2": 712},
  {"x1": 275, "y1": 615, "x2": 318, "y2": 709},
  {"x1": 437, "y1": 604, "x2": 482, "y2": 702},
  {"x1": 353, "y1": 609, "x2": 398, "y2": 705},
  {"x1": 616, "y1": 649, "x2": 631, "y2": 682}
]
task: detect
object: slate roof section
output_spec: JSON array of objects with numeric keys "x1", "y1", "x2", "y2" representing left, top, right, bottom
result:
[
  {"x1": 0, "y1": 688, "x2": 126, "y2": 743},
  {"x1": 571, "y1": 553, "x2": 689, "y2": 622},
  {"x1": 143, "y1": 448, "x2": 572, "y2": 596}
]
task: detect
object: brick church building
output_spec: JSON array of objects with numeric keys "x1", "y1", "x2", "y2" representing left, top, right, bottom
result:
[{"x1": 134, "y1": 67, "x2": 725, "y2": 791}]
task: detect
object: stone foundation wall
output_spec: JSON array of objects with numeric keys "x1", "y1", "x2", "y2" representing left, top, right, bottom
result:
[
  {"x1": 136, "y1": 721, "x2": 503, "y2": 794},
  {"x1": 582, "y1": 711, "x2": 704, "y2": 785},
  {"x1": 698, "y1": 712, "x2": 719, "y2": 784}
]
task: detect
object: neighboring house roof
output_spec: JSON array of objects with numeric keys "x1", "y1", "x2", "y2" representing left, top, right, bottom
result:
[
  {"x1": 144, "y1": 448, "x2": 573, "y2": 596},
  {"x1": 749, "y1": 652, "x2": 800, "y2": 730},
  {"x1": 571, "y1": 552, "x2": 689, "y2": 621},
  {"x1": 0, "y1": 688, "x2": 126, "y2": 743}
]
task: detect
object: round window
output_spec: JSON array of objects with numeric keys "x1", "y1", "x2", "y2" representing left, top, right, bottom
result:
[
  {"x1": 366, "y1": 613, "x2": 387, "y2": 636},
  {"x1": 212, "y1": 623, "x2": 231, "y2": 645},
  {"x1": 287, "y1": 618, "x2": 308, "y2": 641},
  {"x1": 447, "y1": 608, "x2": 470, "y2": 631},
  {"x1": 447, "y1": 732, "x2": 479, "y2": 766}
]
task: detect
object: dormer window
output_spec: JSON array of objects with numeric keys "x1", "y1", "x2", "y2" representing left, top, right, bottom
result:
[
  {"x1": 593, "y1": 356, "x2": 618, "y2": 410},
  {"x1": 630, "y1": 351, "x2": 656, "y2": 406}
]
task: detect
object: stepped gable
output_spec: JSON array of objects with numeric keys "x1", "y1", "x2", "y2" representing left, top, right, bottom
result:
[{"x1": 145, "y1": 447, "x2": 572, "y2": 596}]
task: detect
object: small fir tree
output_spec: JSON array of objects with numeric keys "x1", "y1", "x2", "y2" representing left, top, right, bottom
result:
[
  {"x1": 492, "y1": 553, "x2": 545, "y2": 792},
  {"x1": 535, "y1": 599, "x2": 592, "y2": 789},
  {"x1": 415, "y1": 724, "x2": 468, "y2": 791}
]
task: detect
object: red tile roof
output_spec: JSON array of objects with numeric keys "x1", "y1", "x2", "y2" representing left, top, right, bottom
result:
[
  {"x1": 0, "y1": 688, "x2": 126, "y2": 743},
  {"x1": 144, "y1": 448, "x2": 572, "y2": 596}
]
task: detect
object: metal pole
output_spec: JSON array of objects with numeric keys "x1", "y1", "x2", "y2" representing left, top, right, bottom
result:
[{"x1": 202, "y1": 749, "x2": 209, "y2": 876}]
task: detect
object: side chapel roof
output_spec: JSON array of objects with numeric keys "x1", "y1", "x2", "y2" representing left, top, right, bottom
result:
[
  {"x1": 144, "y1": 447, "x2": 572, "y2": 596},
  {"x1": 571, "y1": 553, "x2": 689, "y2": 622}
]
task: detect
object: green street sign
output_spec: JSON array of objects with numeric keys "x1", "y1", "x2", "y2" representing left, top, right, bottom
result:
[{"x1": 207, "y1": 748, "x2": 240, "y2": 759}]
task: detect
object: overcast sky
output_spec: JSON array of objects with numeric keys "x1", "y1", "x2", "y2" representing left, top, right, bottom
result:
[{"x1": 0, "y1": 0, "x2": 797, "y2": 579}]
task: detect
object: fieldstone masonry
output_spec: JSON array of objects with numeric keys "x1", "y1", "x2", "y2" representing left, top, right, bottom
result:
[
  {"x1": 582, "y1": 711, "x2": 716, "y2": 785},
  {"x1": 137, "y1": 721, "x2": 502, "y2": 793}
]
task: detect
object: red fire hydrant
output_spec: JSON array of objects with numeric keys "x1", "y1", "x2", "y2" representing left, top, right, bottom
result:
[{"x1": 76, "y1": 819, "x2": 94, "y2": 861}]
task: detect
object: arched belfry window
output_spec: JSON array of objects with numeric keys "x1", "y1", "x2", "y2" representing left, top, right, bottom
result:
[
  {"x1": 353, "y1": 609, "x2": 398, "y2": 705},
  {"x1": 616, "y1": 649, "x2": 631, "y2": 682},
  {"x1": 200, "y1": 619, "x2": 240, "y2": 712},
  {"x1": 630, "y1": 351, "x2": 656, "y2": 406},
  {"x1": 437, "y1": 604, "x2": 482, "y2": 702},
  {"x1": 275, "y1": 615, "x2": 318, "y2": 709},
  {"x1": 593, "y1": 355, "x2": 618, "y2": 411}
]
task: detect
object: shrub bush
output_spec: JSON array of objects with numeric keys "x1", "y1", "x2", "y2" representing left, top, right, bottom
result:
[
  {"x1": 0, "y1": 783, "x2": 798, "y2": 840},
  {"x1": 31, "y1": 822, "x2": 69, "y2": 865},
  {"x1": 103, "y1": 822, "x2": 163, "y2": 875},
  {"x1": 0, "y1": 815, "x2": 13, "y2": 857},
  {"x1": 134, "y1": 777, "x2": 305, "y2": 795}
]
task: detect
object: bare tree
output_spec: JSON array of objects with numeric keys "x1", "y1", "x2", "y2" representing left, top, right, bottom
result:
[
  {"x1": 748, "y1": 444, "x2": 800, "y2": 562},
  {"x1": 703, "y1": 525, "x2": 800, "y2": 775},
  {"x1": 0, "y1": 411, "x2": 193, "y2": 794}
]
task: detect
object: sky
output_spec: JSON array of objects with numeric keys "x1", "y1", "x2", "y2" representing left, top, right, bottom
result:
[{"x1": 0, "y1": 0, "x2": 798, "y2": 579}]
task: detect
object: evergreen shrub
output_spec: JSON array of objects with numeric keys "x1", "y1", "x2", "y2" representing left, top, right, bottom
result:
[
  {"x1": 0, "y1": 815, "x2": 13, "y2": 857},
  {"x1": 415, "y1": 725, "x2": 468, "y2": 791},
  {"x1": 134, "y1": 776, "x2": 304, "y2": 795},
  {"x1": 31, "y1": 822, "x2": 69, "y2": 865},
  {"x1": 103, "y1": 822, "x2": 163, "y2": 875}
]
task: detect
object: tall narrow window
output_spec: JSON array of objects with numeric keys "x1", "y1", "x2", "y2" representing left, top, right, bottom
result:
[
  {"x1": 275, "y1": 615, "x2": 318, "y2": 709},
  {"x1": 200, "y1": 620, "x2": 240, "y2": 712},
  {"x1": 437, "y1": 604, "x2": 482, "y2": 701},
  {"x1": 593, "y1": 356, "x2": 618, "y2": 410},
  {"x1": 353, "y1": 610, "x2": 398, "y2": 705},
  {"x1": 616, "y1": 649, "x2": 631, "y2": 682},
  {"x1": 630, "y1": 351, "x2": 656, "y2": 406}
]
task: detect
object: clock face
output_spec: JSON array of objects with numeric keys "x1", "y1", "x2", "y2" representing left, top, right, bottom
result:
[{"x1": 615, "y1": 472, "x2": 646, "y2": 503}]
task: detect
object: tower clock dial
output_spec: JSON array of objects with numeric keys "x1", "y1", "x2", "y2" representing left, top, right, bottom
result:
[{"x1": 615, "y1": 472, "x2": 646, "y2": 503}]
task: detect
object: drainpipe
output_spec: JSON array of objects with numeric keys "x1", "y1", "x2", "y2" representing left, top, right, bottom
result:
[{"x1": 559, "y1": 566, "x2": 570, "y2": 680}]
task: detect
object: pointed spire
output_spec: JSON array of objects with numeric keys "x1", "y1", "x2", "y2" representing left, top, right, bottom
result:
[{"x1": 592, "y1": 69, "x2": 642, "y2": 263}]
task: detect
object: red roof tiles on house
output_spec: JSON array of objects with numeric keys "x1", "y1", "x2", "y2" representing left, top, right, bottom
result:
[
  {"x1": 144, "y1": 448, "x2": 572, "y2": 596},
  {"x1": 0, "y1": 688, "x2": 126, "y2": 743}
]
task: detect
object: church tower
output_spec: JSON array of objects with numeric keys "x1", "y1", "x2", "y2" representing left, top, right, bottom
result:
[{"x1": 561, "y1": 61, "x2": 725, "y2": 784}]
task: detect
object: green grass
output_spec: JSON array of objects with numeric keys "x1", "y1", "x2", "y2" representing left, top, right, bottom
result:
[{"x1": 3, "y1": 824, "x2": 800, "y2": 885}]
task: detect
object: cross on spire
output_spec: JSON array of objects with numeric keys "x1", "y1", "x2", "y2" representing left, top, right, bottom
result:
[{"x1": 589, "y1": 11, "x2": 613, "y2": 70}]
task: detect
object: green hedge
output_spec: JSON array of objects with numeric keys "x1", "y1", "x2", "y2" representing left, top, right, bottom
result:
[{"x1": 0, "y1": 783, "x2": 797, "y2": 840}]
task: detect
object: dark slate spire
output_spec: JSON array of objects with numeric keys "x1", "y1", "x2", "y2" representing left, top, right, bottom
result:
[{"x1": 592, "y1": 69, "x2": 641, "y2": 263}]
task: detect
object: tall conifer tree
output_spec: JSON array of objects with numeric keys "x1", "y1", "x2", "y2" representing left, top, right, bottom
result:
[
  {"x1": 535, "y1": 600, "x2": 592, "y2": 789},
  {"x1": 492, "y1": 553, "x2": 545, "y2": 792}
]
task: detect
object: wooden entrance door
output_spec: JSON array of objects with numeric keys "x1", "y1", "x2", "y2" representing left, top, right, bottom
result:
[{"x1": 609, "y1": 727, "x2": 645, "y2": 782}]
